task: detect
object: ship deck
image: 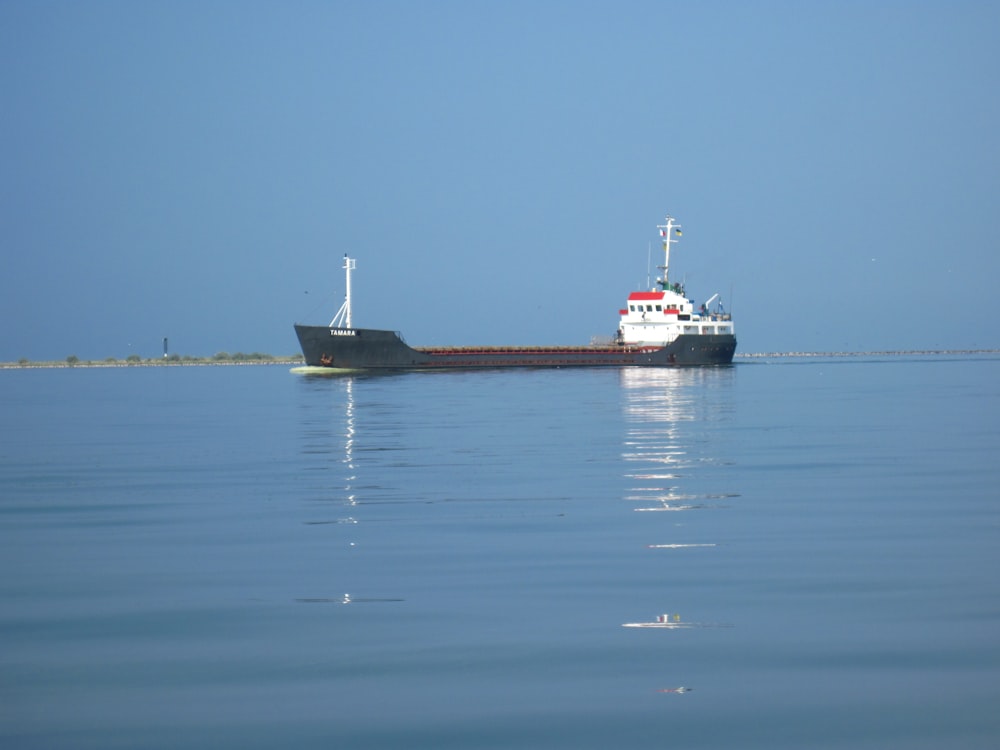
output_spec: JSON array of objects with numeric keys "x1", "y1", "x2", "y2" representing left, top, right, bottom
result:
[{"x1": 413, "y1": 345, "x2": 662, "y2": 356}]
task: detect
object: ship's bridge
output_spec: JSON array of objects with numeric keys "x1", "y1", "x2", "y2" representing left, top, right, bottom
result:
[{"x1": 618, "y1": 288, "x2": 734, "y2": 345}]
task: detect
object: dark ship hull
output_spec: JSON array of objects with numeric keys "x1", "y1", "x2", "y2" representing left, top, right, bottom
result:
[{"x1": 294, "y1": 325, "x2": 736, "y2": 370}]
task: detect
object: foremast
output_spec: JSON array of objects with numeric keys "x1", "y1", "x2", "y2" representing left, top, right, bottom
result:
[{"x1": 329, "y1": 255, "x2": 357, "y2": 329}]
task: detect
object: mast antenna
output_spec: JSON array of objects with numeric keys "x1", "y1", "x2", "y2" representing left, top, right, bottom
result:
[
  {"x1": 330, "y1": 255, "x2": 357, "y2": 328},
  {"x1": 646, "y1": 242, "x2": 652, "y2": 290},
  {"x1": 655, "y1": 215, "x2": 681, "y2": 288}
]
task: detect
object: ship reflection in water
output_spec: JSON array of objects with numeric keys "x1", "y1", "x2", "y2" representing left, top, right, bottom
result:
[
  {"x1": 343, "y1": 376, "x2": 357, "y2": 506},
  {"x1": 295, "y1": 375, "x2": 405, "y2": 606},
  {"x1": 622, "y1": 613, "x2": 734, "y2": 629},
  {"x1": 296, "y1": 594, "x2": 405, "y2": 604},
  {"x1": 619, "y1": 366, "x2": 737, "y2": 513},
  {"x1": 618, "y1": 367, "x2": 739, "y2": 692}
]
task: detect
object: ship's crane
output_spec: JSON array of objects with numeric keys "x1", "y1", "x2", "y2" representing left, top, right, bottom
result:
[{"x1": 699, "y1": 293, "x2": 728, "y2": 317}]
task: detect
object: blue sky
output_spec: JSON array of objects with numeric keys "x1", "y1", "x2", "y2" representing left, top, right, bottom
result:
[{"x1": 2, "y1": 0, "x2": 998, "y2": 360}]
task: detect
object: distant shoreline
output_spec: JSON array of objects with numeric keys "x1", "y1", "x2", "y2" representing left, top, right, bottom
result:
[
  {"x1": 734, "y1": 349, "x2": 999, "y2": 359},
  {"x1": 2, "y1": 349, "x2": 997, "y2": 370},
  {"x1": 1, "y1": 358, "x2": 304, "y2": 370}
]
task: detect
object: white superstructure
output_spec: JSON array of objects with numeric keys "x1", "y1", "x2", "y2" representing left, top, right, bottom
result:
[{"x1": 617, "y1": 216, "x2": 734, "y2": 346}]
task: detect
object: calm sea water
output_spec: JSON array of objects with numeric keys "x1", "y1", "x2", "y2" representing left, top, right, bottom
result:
[{"x1": 2, "y1": 356, "x2": 998, "y2": 749}]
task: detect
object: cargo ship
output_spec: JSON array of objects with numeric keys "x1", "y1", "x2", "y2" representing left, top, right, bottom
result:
[{"x1": 293, "y1": 215, "x2": 736, "y2": 371}]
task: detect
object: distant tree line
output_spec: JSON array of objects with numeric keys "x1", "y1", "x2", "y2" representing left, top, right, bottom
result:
[
  {"x1": 35, "y1": 352, "x2": 304, "y2": 366},
  {"x1": 211, "y1": 351, "x2": 282, "y2": 362}
]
